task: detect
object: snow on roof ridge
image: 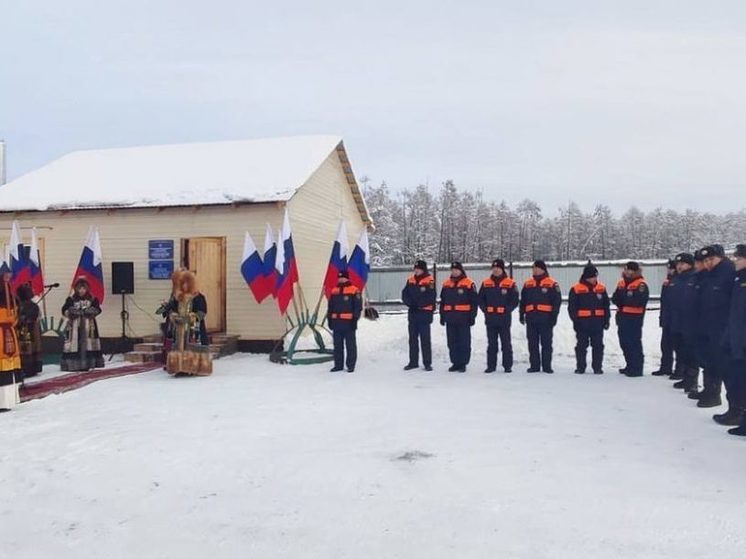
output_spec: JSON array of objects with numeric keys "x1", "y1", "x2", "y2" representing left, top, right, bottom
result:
[{"x1": 0, "y1": 135, "x2": 345, "y2": 212}]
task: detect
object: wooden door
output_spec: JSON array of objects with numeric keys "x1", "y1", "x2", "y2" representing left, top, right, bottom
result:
[{"x1": 185, "y1": 237, "x2": 226, "y2": 333}]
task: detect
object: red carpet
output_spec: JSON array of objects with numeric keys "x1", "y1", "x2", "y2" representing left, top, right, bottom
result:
[{"x1": 20, "y1": 364, "x2": 161, "y2": 402}]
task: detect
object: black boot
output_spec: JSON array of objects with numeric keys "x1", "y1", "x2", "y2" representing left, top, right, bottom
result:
[
  {"x1": 403, "y1": 363, "x2": 418, "y2": 371},
  {"x1": 423, "y1": 365, "x2": 433, "y2": 372},
  {"x1": 672, "y1": 379, "x2": 688, "y2": 389},
  {"x1": 713, "y1": 409, "x2": 744, "y2": 426},
  {"x1": 618, "y1": 367, "x2": 627, "y2": 375},
  {"x1": 527, "y1": 367, "x2": 540, "y2": 373},
  {"x1": 651, "y1": 368, "x2": 670, "y2": 377},
  {"x1": 697, "y1": 392, "x2": 722, "y2": 408},
  {"x1": 448, "y1": 365, "x2": 458, "y2": 372},
  {"x1": 574, "y1": 369, "x2": 586, "y2": 374},
  {"x1": 484, "y1": 367, "x2": 496, "y2": 373},
  {"x1": 688, "y1": 389, "x2": 704, "y2": 400},
  {"x1": 625, "y1": 370, "x2": 643, "y2": 378},
  {"x1": 727, "y1": 424, "x2": 746, "y2": 436}
]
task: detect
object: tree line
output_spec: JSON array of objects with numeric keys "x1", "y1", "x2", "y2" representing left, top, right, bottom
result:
[{"x1": 362, "y1": 178, "x2": 746, "y2": 266}]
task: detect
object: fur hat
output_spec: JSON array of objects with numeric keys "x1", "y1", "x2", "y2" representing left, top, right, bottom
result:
[
  {"x1": 675, "y1": 253, "x2": 695, "y2": 266},
  {"x1": 734, "y1": 244, "x2": 746, "y2": 259},
  {"x1": 694, "y1": 248, "x2": 706, "y2": 262},
  {"x1": 414, "y1": 260, "x2": 428, "y2": 272},
  {"x1": 450, "y1": 262, "x2": 465, "y2": 274},
  {"x1": 624, "y1": 261, "x2": 641, "y2": 272},
  {"x1": 73, "y1": 276, "x2": 90, "y2": 289},
  {"x1": 700, "y1": 244, "x2": 725, "y2": 258}
]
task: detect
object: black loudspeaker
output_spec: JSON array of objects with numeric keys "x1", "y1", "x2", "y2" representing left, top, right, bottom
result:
[{"x1": 112, "y1": 262, "x2": 135, "y2": 294}]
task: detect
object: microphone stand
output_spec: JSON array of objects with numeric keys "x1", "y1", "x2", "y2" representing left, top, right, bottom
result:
[{"x1": 37, "y1": 283, "x2": 60, "y2": 332}]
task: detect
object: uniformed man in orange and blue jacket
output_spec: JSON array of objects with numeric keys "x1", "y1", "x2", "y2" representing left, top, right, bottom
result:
[
  {"x1": 567, "y1": 264, "x2": 610, "y2": 374},
  {"x1": 439, "y1": 262, "x2": 478, "y2": 372},
  {"x1": 327, "y1": 270, "x2": 363, "y2": 373},
  {"x1": 401, "y1": 260, "x2": 436, "y2": 371},
  {"x1": 520, "y1": 260, "x2": 561, "y2": 373},
  {"x1": 611, "y1": 261, "x2": 649, "y2": 377},
  {"x1": 478, "y1": 258, "x2": 519, "y2": 373}
]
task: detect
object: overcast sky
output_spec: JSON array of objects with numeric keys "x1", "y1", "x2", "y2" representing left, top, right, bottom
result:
[{"x1": 2, "y1": 1, "x2": 745, "y2": 214}]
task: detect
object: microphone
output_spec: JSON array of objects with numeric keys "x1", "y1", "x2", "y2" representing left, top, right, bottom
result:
[{"x1": 44, "y1": 283, "x2": 60, "y2": 288}]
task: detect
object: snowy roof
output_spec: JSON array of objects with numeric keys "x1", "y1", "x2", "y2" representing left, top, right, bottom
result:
[{"x1": 0, "y1": 136, "x2": 369, "y2": 221}]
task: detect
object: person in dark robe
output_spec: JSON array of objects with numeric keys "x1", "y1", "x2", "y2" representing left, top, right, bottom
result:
[
  {"x1": 17, "y1": 283, "x2": 43, "y2": 378},
  {"x1": 157, "y1": 268, "x2": 187, "y2": 364},
  {"x1": 61, "y1": 277, "x2": 104, "y2": 372},
  {"x1": 165, "y1": 271, "x2": 211, "y2": 376}
]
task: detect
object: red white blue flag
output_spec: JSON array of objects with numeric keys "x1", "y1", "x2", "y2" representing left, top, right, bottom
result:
[
  {"x1": 348, "y1": 229, "x2": 370, "y2": 290},
  {"x1": 72, "y1": 227, "x2": 105, "y2": 303},
  {"x1": 274, "y1": 209, "x2": 298, "y2": 315},
  {"x1": 323, "y1": 221, "x2": 349, "y2": 298},
  {"x1": 29, "y1": 227, "x2": 45, "y2": 296},
  {"x1": 241, "y1": 231, "x2": 272, "y2": 303},
  {"x1": 9, "y1": 220, "x2": 30, "y2": 291}
]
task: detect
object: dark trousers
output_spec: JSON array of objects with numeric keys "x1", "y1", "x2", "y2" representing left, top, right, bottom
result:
[
  {"x1": 703, "y1": 338, "x2": 725, "y2": 396},
  {"x1": 486, "y1": 324, "x2": 513, "y2": 370},
  {"x1": 333, "y1": 329, "x2": 357, "y2": 370},
  {"x1": 659, "y1": 326, "x2": 674, "y2": 373},
  {"x1": 575, "y1": 328, "x2": 604, "y2": 373},
  {"x1": 527, "y1": 323, "x2": 553, "y2": 371},
  {"x1": 617, "y1": 318, "x2": 644, "y2": 374},
  {"x1": 672, "y1": 332, "x2": 697, "y2": 370},
  {"x1": 446, "y1": 324, "x2": 471, "y2": 366},
  {"x1": 408, "y1": 321, "x2": 432, "y2": 367},
  {"x1": 724, "y1": 357, "x2": 746, "y2": 411}
]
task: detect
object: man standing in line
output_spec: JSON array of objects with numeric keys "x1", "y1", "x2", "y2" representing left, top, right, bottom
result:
[
  {"x1": 612, "y1": 261, "x2": 649, "y2": 377},
  {"x1": 402, "y1": 260, "x2": 436, "y2": 371},
  {"x1": 478, "y1": 259, "x2": 519, "y2": 373},
  {"x1": 520, "y1": 260, "x2": 561, "y2": 374},
  {"x1": 568, "y1": 264, "x2": 610, "y2": 375},
  {"x1": 440, "y1": 262, "x2": 478, "y2": 372}
]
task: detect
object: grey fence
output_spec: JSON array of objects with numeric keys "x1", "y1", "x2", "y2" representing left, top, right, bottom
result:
[{"x1": 367, "y1": 260, "x2": 669, "y2": 305}]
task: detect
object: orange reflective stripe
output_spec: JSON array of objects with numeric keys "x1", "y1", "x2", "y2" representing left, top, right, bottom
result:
[
  {"x1": 526, "y1": 304, "x2": 553, "y2": 313},
  {"x1": 453, "y1": 304, "x2": 471, "y2": 311},
  {"x1": 331, "y1": 313, "x2": 354, "y2": 320},
  {"x1": 482, "y1": 278, "x2": 496, "y2": 288},
  {"x1": 486, "y1": 306, "x2": 506, "y2": 314},
  {"x1": 421, "y1": 305, "x2": 434, "y2": 311},
  {"x1": 499, "y1": 278, "x2": 516, "y2": 289},
  {"x1": 577, "y1": 310, "x2": 592, "y2": 317},
  {"x1": 525, "y1": 304, "x2": 535, "y2": 312},
  {"x1": 594, "y1": 310, "x2": 606, "y2": 316},
  {"x1": 443, "y1": 305, "x2": 452, "y2": 311},
  {"x1": 621, "y1": 306, "x2": 645, "y2": 315}
]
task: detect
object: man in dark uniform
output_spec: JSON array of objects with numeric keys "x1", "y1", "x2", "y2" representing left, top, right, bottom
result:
[
  {"x1": 568, "y1": 264, "x2": 610, "y2": 375},
  {"x1": 725, "y1": 244, "x2": 746, "y2": 436},
  {"x1": 668, "y1": 253, "x2": 700, "y2": 393},
  {"x1": 440, "y1": 262, "x2": 478, "y2": 372},
  {"x1": 402, "y1": 260, "x2": 436, "y2": 371},
  {"x1": 520, "y1": 260, "x2": 561, "y2": 373},
  {"x1": 327, "y1": 270, "x2": 362, "y2": 373},
  {"x1": 612, "y1": 261, "x2": 649, "y2": 377},
  {"x1": 478, "y1": 259, "x2": 519, "y2": 373},
  {"x1": 686, "y1": 249, "x2": 709, "y2": 399},
  {"x1": 697, "y1": 244, "x2": 735, "y2": 409},
  {"x1": 653, "y1": 260, "x2": 677, "y2": 376}
]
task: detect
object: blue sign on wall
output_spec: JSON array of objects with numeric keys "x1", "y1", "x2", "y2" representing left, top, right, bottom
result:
[
  {"x1": 149, "y1": 240, "x2": 174, "y2": 260},
  {"x1": 149, "y1": 260, "x2": 174, "y2": 280}
]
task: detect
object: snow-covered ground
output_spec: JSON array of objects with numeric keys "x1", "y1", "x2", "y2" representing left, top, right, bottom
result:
[{"x1": 2, "y1": 310, "x2": 745, "y2": 559}]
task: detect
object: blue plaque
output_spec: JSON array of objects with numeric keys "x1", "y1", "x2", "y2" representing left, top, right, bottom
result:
[
  {"x1": 149, "y1": 260, "x2": 174, "y2": 280},
  {"x1": 149, "y1": 240, "x2": 174, "y2": 260}
]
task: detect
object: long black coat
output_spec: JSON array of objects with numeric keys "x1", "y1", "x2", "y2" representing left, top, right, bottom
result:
[{"x1": 723, "y1": 268, "x2": 746, "y2": 360}]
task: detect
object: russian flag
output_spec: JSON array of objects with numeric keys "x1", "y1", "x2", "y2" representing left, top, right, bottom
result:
[
  {"x1": 262, "y1": 224, "x2": 278, "y2": 299},
  {"x1": 0, "y1": 244, "x2": 10, "y2": 276},
  {"x1": 9, "y1": 220, "x2": 31, "y2": 291},
  {"x1": 72, "y1": 227, "x2": 105, "y2": 303},
  {"x1": 274, "y1": 209, "x2": 298, "y2": 315},
  {"x1": 323, "y1": 221, "x2": 349, "y2": 298},
  {"x1": 241, "y1": 231, "x2": 272, "y2": 303},
  {"x1": 348, "y1": 229, "x2": 370, "y2": 291},
  {"x1": 29, "y1": 227, "x2": 45, "y2": 297}
]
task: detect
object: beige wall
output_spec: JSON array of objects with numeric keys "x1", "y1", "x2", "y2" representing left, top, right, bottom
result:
[{"x1": 0, "y1": 149, "x2": 367, "y2": 342}]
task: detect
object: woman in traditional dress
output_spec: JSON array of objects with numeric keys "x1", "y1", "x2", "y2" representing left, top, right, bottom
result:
[
  {"x1": 158, "y1": 268, "x2": 186, "y2": 364},
  {"x1": 165, "y1": 271, "x2": 212, "y2": 376},
  {"x1": 61, "y1": 277, "x2": 104, "y2": 372},
  {"x1": 17, "y1": 283, "x2": 43, "y2": 378},
  {"x1": 0, "y1": 276, "x2": 22, "y2": 410}
]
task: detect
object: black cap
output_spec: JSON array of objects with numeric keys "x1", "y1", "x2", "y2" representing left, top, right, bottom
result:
[
  {"x1": 701, "y1": 244, "x2": 725, "y2": 258},
  {"x1": 491, "y1": 258, "x2": 505, "y2": 270},
  {"x1": 666, "y1": 259, "x2": 676, "y2": 269},
  {"x1": 338, "y1": 270, "x2": 349, "y2": 279},
  {"x1": 532, "y1": 260, "x2": 547, "y2": 272},
  {"x1": 581, "y1": 264, "x2": 598, "y2": 280},
  {"x1": 414, "y1": 260, "x2": 428, "y2": 272},
  {"x1": 675, "y1": 253, "x2": 695, "y2": 266},
  {"x1": 734, "y1": 244, "x2": 746, "y2": 258},
  {"x1": 450, "y1": 262, "x2": 465, "y2": 273},
  {"x1": 625, "y1": 261, "x2": 640, "y2": 272},
  {"x1": 695, "y1": 248, "x2": 706, "y2": 262}
]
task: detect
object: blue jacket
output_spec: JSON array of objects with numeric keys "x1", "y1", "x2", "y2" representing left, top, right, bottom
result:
[
  {"x1": 659, "y1": 275, "x2": 674, "y2": 328},
  {"x1": 478, "y1": 274, "x2": 519, "y2": 327},
  {"x1": 439, "y1": 275, "x2": 478, "y2": 326},
  {"x1": 327, "y1": 281, "x2": 363, "y2": 331},
  {"x1": 723, "y1": 268, "x2": 746, "y2": 360},
  {"x1": 520, "y1": 274, "x2": 561, "y2": 326},
  {"x1": 669, "y1": 269, "x2": 699, "y2": 339},
  {"x1": 611, "y1": 276, "x2": 649, "y2": 322},
  {"x1": 402, "y1": 273, "x2": 437, "y2": 324},
  {"x1": 700, "y1": 258, "x2": 735, "y2": 339}
]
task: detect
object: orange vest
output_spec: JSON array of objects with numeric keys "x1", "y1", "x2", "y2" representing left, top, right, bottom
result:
[
  {"x1": 329, "y1": 285, "x2": 360, "y2": 320},
  {"x1": 441, "y1": 277, "x2": 475, "y2": 312},
  {"x1": 407, "y1": 274, "x2": 435, "y2": 311},
  {"x1": 481, "y1": 276, "x2": 516, "y2": 314},
  {"x1": 616, "y1": 278, "x2": 646, "y2": 315},
  {"x1": 523, "y1": 276, "x2": 558, "y2": 313},
  {"x1": 571, "y1": 282, "x2": 607, "y2": 318}
]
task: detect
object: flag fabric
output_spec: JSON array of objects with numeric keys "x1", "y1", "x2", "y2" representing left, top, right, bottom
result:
[
  {"x1": 262, "y1": 224, "x2": 278, "y2": 299},
  {"x1": 348, "y1": 229, "x2": 370, "y2": 290},
  {"x1": 29, "y1": 227, "x2": 45, "y2": 296},
  {"x1": 241, "y1": 231, "x2": 272, "y2": 303},
  {"x1": 323, "y1": 221, "x2": 349, "y2": 298},
  {"x1": 72, "y1": 227, "x2": 105, "y2": 303},
  {"x1": 274, "y1": 209, "x2": 299, "y2": 315},
  {"x1": 0, "y1": 244, "x2": 10, "y2": 276},
  {"x1": 9, "y1": 220, "x2": 31, "y2": 290}
]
